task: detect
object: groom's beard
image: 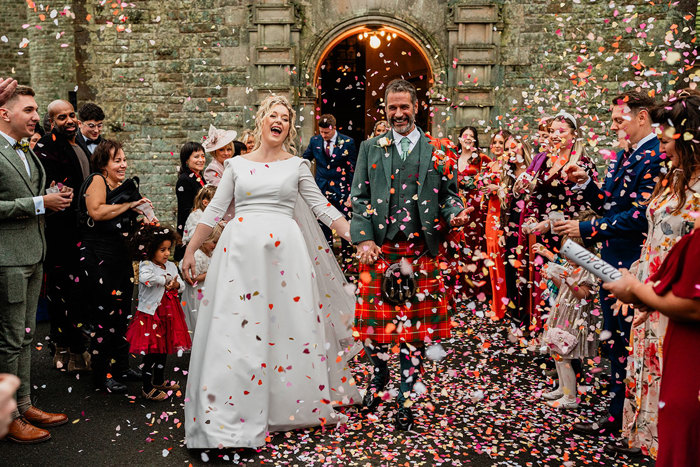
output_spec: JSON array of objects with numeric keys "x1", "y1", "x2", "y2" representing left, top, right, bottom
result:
[{"x1": 390, "y1": 113, "x2": 415, "y2": 135}]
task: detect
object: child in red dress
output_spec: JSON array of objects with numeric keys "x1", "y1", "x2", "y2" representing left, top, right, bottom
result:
[{"x1": 127, "y1": 224, "x2": 192, "y2": 401}]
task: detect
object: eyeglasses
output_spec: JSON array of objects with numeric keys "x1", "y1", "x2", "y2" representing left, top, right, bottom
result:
[{"x1": 85, "y1": 123, "x2": 103, "y2": 130}]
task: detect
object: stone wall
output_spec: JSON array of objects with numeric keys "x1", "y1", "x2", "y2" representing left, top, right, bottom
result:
[
  {"x1": 0, "y1": 1, "x2": 31, "y2": 85},
  {"x1": 0, "y1": 0, "x2": 695, "y2": 225}
]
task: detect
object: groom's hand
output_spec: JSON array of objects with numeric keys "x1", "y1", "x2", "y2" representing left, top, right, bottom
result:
[{"x1": 357, "y1": 240, "x2": 381, "y2": 265}]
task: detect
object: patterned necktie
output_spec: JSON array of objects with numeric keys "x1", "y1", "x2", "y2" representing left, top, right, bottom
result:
[
  {"x1": 400, "y1": 136, "x2": 410, "y2": 161},
  {"x1": 13, "y1": 140, "x2": 30, "y2": 154},
  {"x1": 325, "y1": 140, "x2": 331, "y2": 157}
]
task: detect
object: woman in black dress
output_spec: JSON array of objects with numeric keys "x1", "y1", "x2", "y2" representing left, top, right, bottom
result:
[
  {"x1": 175, "y1": 142, "x2": 206, "y2": 260},
  {"x1": 81, "y1": 140, "x2": 152, "y2": 393}
]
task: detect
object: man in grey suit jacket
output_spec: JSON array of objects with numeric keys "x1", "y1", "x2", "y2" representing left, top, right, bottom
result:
[{"x1": 0, "y1": 85, "x2": 72, "y2": 443}]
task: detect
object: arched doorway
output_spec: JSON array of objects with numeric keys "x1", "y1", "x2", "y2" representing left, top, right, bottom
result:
[{"x1": 313, "y1": 26, "x2": 433, "y2": 144}]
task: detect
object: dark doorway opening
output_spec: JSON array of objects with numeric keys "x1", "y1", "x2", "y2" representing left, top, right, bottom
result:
[{"x1": 317, "y1": 27, "x2": 432, "y2": 145}]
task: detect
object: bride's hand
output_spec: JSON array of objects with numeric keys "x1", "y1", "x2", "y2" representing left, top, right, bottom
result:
[{"x1": 181, "y1": 251, "x2": 197, "y2": 285}]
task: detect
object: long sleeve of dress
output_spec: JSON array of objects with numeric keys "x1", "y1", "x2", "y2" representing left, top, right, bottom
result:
[
  {"x1": 200, "y1": 160, "x2": 235, "y2": 227},
  {"x1": 298, "y1": 159, "x2": 342, "y2": 227}
]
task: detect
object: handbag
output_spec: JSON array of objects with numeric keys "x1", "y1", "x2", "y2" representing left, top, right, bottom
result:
[
  {"x1": 77, "y1": 173, "x2": 142, "y2": 233},
  {"x1": 544, "y1": 327, "x2": 579, "y2": 355}
]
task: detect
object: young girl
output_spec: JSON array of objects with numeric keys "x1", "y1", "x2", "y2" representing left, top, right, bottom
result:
[
  {"x1": 535, "y1": 232, "x2": 600, "y2": 410},
  {"x1": 182, "y1": 185, "x2": 216, "y2": 246},
  {"x1": 127, "y1": 224, "x2": 192, "y2": 401},
  {"x1": 180, "y1": 222, "x2": 223, "y2": 334}
]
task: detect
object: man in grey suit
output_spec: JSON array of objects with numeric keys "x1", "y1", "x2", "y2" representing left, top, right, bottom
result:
[{"x1": 0, "y1": 85, "x2": 72, "y2": 443}]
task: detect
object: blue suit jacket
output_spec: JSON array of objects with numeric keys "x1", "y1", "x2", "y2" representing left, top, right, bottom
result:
[
  {"x1": 579, "y1": 136, "x2": 663, "y2": 268},
  {"x1": 302, "y1": 132, "x2": 357, "y2": 206}
]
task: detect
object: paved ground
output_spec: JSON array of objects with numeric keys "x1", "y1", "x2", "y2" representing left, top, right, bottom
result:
[{"x1": 1, "y1": 306, "x2": 654, "y2": 466}]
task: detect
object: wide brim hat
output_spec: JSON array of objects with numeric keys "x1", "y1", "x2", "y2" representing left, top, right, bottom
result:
[{"x1": 202, "y1": 124, "x2": 238, "y2": 153}]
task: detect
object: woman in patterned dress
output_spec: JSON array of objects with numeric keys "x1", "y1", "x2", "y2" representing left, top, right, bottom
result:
[{"x1": 620, "y1": 89, "x2": 700, "y2": 458}]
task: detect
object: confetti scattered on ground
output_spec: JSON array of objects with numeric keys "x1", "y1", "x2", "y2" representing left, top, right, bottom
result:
[{"x1": 2, "y1": 308, "x2": 653, "y2": 466}]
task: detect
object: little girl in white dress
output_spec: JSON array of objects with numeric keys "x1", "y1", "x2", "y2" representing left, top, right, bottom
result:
[{"x1": 180, "y1": 223, "x2": 222, "y2": 334}]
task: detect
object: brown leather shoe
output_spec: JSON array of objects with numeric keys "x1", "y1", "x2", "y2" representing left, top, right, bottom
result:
[
  {"x1": 68, "y1": 351, "x2": 92, "y2": 373},
  {"x1": 2, "y1": 417, "x2": 51, "y2": 444},
  {"x1": 22, "y1": 406, "x2": 68, "y2": 428}
]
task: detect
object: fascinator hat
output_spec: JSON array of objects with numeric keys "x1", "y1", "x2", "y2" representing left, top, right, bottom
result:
[{"x1": 202, "y1": 124, "x2": 238, "y2": 153}]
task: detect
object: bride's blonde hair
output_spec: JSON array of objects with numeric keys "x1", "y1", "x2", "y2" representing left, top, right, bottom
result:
[{"x1": 252, "y1": 95, "x2": 298, "y2": 155}]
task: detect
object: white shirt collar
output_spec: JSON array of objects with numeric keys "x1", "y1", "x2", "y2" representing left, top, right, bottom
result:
[
  {"x1": 324, "y1": 131, "x2": 338, "y2": 146},
  {"x1": 631, "y1": 131, "x2": 656, "y2": 153},
  {"x1": 392, "y1": 126, "x2": 420, "y2": 150},
  {"x1": 0, "y1": 130, "x2": 17, "y2": 147}
]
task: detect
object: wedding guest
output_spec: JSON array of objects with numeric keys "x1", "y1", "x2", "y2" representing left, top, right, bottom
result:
[
  {"x1": 302, "y1": 114, "x2": 358, "y2": 267},
  {"x1": 29, "y1": 126, "x2": 42, "y2": 150},
  {"x1": 558, "y1": 91, "x2": 664, "y2": 444},
  {"x1": 180, "y1": 222, "x2": 222, "y2": 334},
  {"x1": 605, "y1": 89, "x2": 699, "y2": 458},
  {"x1": 202, "y1": 125, "x2": 237, "y2": 186},
  {"x1": 0, "y1": 85, "x2": 70, "y2": 444},
  {"x1": 76, "y1": 103, "x2": 105, "y2": 156},
  {"x1": 499, "y1": 136, "x2": 533, "y2": 323},
  {"x1": 175, "y1": 142, "x2": 206, "y2": 260},
  {"x1": 80, "y1": 140, "x2": 152, "y2": 393},
  {"x1": 537, "y1": 213, "x2": 600, "y2": 410},
  {"x1": 483, "y1": 130, "x2": 511, "y2": 319},
  {"x1": 233, "y1": 140, "x2": 246, "y2": 158},
  {"x1": 371, "y1": 120, "x2": 389, "y2": 137},
  {"x1": 127, "y1": 224, "x2": 191, "y2": 401},
  {"x1": 604, "y1": 218, "x2": 700, "y2": 467},
  {"x1": 35, "y1": 100, "x2": 92, "y2": 372},
  {"x1": 240, "y1": 129, "x2": 255, "y2": 154},
  {"x1": 182, "y1": 185, "x2": 217, "y2": 246},
  {"x1": 518, "y1": 111, "x2": 595, "y2": 328},
  {"x1": 0, "y1": 373, "x2": 20, "y2": 439},
  {"x1": 455, "y1": 126, "x2": 491, "y2": 299},
  {"x1": 533, "y1": 116, "x2": 552, "y2": 154}
]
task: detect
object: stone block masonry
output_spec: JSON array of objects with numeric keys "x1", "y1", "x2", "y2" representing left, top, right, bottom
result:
[{"x1": 0, "y1": 0, "x2": 695, "y2": 226}]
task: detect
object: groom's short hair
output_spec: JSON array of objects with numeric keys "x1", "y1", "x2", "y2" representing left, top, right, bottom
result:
[{"x1": 384, "y1": 79, "x2": 417, "y2": 106}]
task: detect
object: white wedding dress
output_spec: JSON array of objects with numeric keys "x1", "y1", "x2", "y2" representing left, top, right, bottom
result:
[{"x1": 185, "y1": 156, "x2": 360, "y2": 449}]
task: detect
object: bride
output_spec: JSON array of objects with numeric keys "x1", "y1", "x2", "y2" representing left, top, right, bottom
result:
[{"x1": 181, "y1": 95, "x2": 360, "y2": 449}]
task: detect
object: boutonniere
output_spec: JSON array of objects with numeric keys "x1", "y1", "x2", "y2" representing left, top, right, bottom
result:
[
  {"x1": 376, "y1": 136, "x2": 392, "y2": 149},
  {"x1": 427, "y1": 134, "x2": 458, "y2": 178}
]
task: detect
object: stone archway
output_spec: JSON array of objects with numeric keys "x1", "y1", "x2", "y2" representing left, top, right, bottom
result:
[{"x1": 299, "y1": 16, "x2": 446, "y2": 143}]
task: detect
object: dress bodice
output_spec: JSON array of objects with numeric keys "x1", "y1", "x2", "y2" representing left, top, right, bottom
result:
[{"x1": 200, "y1": 156, "x2": 341, "y2": 226}]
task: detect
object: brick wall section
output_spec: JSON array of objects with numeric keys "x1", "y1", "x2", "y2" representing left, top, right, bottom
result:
[
  {"x1": 0, "y1": 1, "x2": 694, "y2": 225},
  {"x1": 0, "y1": 1, "x2": 30, "y2": 85}
]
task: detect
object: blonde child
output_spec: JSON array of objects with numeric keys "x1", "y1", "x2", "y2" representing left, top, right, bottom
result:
[
  {"x1": 127, "y1": 224, "x2": 192, "y2": 401},
  {"x1": 180, "y1": 222, "x2": 223, "y2": 333},
  {"x1": 534, "y1": 236, "x2": 600, "y2": 410},
  {"x1": 182, "y1": 185, "x2": 216, "y2": 246}
]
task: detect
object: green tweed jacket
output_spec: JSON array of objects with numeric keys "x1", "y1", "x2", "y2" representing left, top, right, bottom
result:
[
  {"x1": 0, "y1": 135, "x2": 47, "y2": 267},
  {"x1": 350, "y1": 128, "x2": 464, "y2": 256}
]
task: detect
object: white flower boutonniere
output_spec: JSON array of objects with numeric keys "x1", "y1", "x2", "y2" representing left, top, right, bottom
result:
[{"x1": 377, "y1": 136, "x2": 392, "y2": 148}]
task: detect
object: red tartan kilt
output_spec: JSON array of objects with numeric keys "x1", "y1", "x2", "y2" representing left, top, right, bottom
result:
[{"x1": 355, "y1": 240, "x2": 451, "y2": 344}]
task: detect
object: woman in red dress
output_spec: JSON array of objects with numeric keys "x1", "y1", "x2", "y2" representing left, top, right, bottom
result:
[
  {"x1": 483, "y1": 130, "x2": 512, "y2": 319},
  {"x1": 455, "y1": 126, "x2": 491, "y2": 301}
]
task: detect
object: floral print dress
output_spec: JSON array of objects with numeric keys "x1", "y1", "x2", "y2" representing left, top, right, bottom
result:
[{"x1": 622, "y1": 179, "x2": 700, "y2": 457}]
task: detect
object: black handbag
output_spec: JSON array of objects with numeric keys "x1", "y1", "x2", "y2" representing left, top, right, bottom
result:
[{"x1": 77, "y1": 173, "x2": 142, "y2": 233}]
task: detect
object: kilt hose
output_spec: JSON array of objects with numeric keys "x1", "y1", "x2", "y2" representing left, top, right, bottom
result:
[{"x1": 355, "y1": 239, "x2": 452, "y2": 344}]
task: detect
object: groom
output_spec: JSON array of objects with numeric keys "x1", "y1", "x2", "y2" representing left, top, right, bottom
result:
[{"x1": 350, "y1": 79, "x2": 470, "y2": 430}]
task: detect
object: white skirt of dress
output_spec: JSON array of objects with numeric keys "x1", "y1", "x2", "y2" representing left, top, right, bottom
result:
[{"x1": 184, "y1": 212, "x2": 356, "y2": 449}]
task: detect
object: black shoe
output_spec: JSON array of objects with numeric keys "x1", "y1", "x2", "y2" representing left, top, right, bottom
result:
[
  {"x1": 361, "y1": 369, "x2": 389, "y2": 413},
  {"x1": 114, "y1": 367, "x2": 142, "y2": 382},
  {"x1": 395, "y1": 404, "x2": 414, "y2": 431},
  {"x1": 573, "y1": 415, "x2": 622, "y2": 436},
  {"x1": 361, "y1": 389, "x2": 383, "y2": 413},
  {"x1": 95, "y1": 377, "x2": 127, "y2": 394},
  {"x1": 604, "y1": 439, "x2": 643, "y2": 458}
]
